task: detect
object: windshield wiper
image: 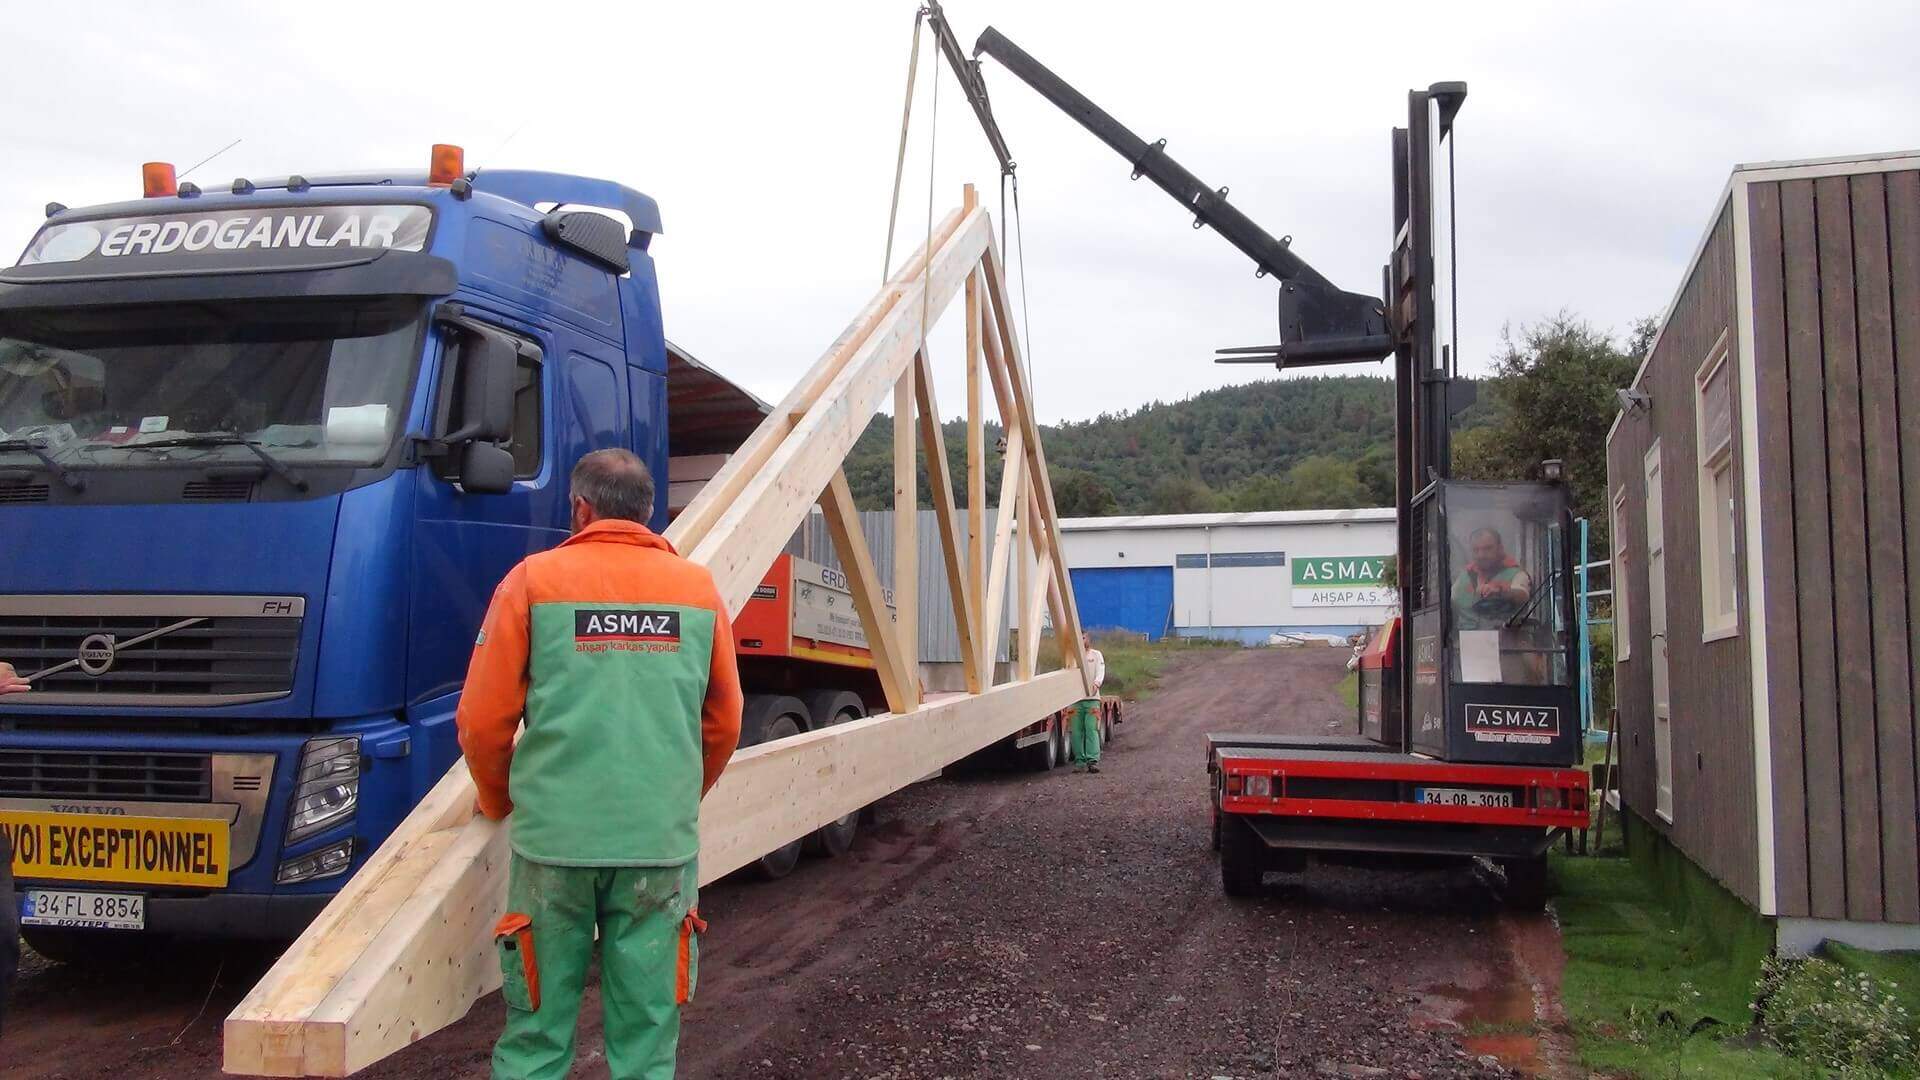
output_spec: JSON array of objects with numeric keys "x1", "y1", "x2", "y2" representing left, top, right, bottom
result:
[
  {"x1": 0, "y1": 437, "x2": 85, "y2": 492},
  {"x1": 115, "y1": 434, "x2": 310, "y2": 492}
]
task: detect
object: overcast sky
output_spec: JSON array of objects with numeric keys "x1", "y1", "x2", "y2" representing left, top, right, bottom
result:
[{"x1": 5, "y1": 0, "x2": 1917, "y2": 424}]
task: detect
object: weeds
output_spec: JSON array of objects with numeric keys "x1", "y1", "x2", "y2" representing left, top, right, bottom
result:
[{"x1": 1756, "y1": 954, "x2": 1919, "y2": 1078}]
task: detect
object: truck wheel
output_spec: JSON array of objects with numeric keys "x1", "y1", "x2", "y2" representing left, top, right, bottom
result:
[
  {"x1": 1219, "y1": 816, "x2": 1266, "y2": 897},
  {"x1": 1501, "y1": 855, "x2": 1550, "y2": 911},
  {"x1": 800, "y1": 691, "x2": 865, "y2": 857},
  {"x1": 741, "y1": 695, "x2": 809, "y2": 880},
  {"x1": 1025, "y1": 717, "x2": 1060, "y2": 771}
]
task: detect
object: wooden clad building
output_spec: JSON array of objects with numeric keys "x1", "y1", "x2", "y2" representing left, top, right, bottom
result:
[{"x1": 1607, "y1": 150, "x2": 1920, "y2": 953}]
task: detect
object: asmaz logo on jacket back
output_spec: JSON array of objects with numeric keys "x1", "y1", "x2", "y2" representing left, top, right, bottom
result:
[{"x1": 574, "y1": 609, "x2": 682, "y2": 653}]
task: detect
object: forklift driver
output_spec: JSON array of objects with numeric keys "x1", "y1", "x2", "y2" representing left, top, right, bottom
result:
[{"x1": 1451, "y1": 527, "x2": 1532, "y2": 631}]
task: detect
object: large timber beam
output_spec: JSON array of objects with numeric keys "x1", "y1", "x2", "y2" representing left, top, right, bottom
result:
[{"x1": 223, "y1": 199, "x2": 1088, "y2": 1077}]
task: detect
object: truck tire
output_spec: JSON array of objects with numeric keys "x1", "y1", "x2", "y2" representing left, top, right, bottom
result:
[
  {"x1": 1219, "y1": 816, "x2": 1266, "y2": 897},
  {"x1": 1501, "y1": 855, "x2": 1550, "y2": 911},
  {"x1": 1024, "y1": 716, "x2": 1059, "y2": 772},
  {"x1": 741, "y1": 695, "x2": 809, "y2": 880},
  {"x1": 799, "y1": 690, "x2": 865, "y2": 857}
]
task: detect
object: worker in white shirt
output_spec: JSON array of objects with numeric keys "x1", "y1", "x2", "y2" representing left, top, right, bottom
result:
[{"x1": 1069, "y1": 632, "x2": 1107, "y2": 774}]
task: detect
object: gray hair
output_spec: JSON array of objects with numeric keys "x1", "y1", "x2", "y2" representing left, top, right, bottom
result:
[{"x1": 570, "y1": 448, "x2": 655, "y2": 523}]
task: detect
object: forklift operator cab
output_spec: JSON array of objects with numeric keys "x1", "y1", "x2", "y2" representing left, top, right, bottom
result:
[{"x1": 1406, "y1": 478, "x2": 1578, "y2": 766}]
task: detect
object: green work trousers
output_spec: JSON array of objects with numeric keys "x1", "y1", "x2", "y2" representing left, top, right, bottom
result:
[
  {"x1": 1069, "y1": 698, "x2": 1102, "y2": 766},
  {"x1": 492, "y1": 854, "x2": 700, "y2": 1080}
]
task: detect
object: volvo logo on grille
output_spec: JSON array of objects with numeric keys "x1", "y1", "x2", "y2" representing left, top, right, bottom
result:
[{"x1": 77, "y1": 633, "x2": 117, "y2": 676}]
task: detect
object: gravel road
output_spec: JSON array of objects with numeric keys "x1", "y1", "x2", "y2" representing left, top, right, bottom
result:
[{"x1": 0, "y1": 646, "x2": 1562, "y2": 1079}]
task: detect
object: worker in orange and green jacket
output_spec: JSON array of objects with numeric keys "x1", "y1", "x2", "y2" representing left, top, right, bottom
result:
[
  {"x1": 457, "y1": 448, "x2": 743, "y2": 1080},
  {"x1": 1068, "y1": 631, "x2": 1107, "y2": 773}
]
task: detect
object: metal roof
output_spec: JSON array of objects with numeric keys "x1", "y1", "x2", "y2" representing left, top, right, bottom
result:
[
  {"x1": 1058, "y1": 507, "x2": 1394, "y2": 531},
  {"x1": 666, "y1": 339, "x2": 772, "y2": 455}
]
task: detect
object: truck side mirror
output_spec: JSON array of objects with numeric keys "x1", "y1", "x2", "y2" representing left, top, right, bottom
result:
[
  {"x1": 443, "y1": 328, "x2": 517, "y2": 445},
  {"x1": 457, "y1": 441, "x2": 515, "y2": 495}
]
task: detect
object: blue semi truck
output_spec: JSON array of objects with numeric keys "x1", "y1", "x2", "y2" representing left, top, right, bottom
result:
[{"x1": 0, "y1": 147, "x2": 916, "y2": 962}]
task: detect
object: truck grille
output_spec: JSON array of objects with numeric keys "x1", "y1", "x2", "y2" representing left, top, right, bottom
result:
[
  {"x1": 0, "y1": 749, "x2": 213, "y2": 802},
  {"x1": 0, "y1": 596, "x2": 304, "y2": 705}
]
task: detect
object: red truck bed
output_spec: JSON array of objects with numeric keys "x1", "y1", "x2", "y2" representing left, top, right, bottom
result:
[{"x1": 1206, "y1": 734, "x2": 1588, "y2": 903}]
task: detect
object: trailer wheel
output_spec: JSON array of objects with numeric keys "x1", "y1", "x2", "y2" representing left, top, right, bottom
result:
[
  {"x1": 800, "y1": 691, "x2": 866, "y2": 857},
  {"x1": 1102, "y1": 701, "x2": 1116, "y2": 745},
  {"x1": 1024, "y1": 716, "x2": 1060, "y2": 771},
  {"x1": 741, "y1": 695, "x2": 809, "y2": 879},
  {"x1": 1209, "y1": 801, "x2": 1221, "y2": 853},
  {"x1": 1219, "y1": 816, "x2": 1266, "y2": 897},
  {"x1": 1500, "y1": 855, "x2": 1550, "y2": 911},
  {"x1": 1053, "y1": 715, "x2": 1070, "y2": 768}
]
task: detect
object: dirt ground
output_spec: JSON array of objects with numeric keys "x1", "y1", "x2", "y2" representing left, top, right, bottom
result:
[{"x1": 0, "y1": 646, "x2": 1569, "y2": 1079}]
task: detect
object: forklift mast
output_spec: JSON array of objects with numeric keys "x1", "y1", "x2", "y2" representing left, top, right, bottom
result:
[{"x1": 973, "y1": 29, "x2": 1581, "y2": 765}]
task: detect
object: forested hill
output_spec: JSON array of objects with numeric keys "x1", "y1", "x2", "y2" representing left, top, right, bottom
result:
[{"x1": 842, "y1": 374, "x2": 1482, "y2": 516}]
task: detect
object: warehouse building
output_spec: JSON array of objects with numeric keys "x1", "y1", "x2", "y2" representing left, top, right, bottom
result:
[{"x1": 1057, "y1": 509, "x2": 1398, "y2": 643}]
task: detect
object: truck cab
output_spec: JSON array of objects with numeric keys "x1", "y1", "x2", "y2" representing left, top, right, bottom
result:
[{"x1": 0, "y1": 150, "x2": 673, "y2": 955}]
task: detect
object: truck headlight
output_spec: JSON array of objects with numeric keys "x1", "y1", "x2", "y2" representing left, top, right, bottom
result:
[
  {"x1": 287, "y1": 736, "x2": 361, "y2": 843},
  {"x1": 277, "y1": 839, "x2": 356, "y2": 884}
]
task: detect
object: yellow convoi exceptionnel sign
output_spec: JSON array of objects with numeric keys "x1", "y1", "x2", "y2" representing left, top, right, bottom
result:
[{"x1": 0, "y1": 810, "x2": 229, "y2": 887}]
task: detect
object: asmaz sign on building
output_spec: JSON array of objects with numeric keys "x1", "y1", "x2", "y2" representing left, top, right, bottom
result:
[{"x1": 1291, "y1": 555, "x2": 1396, "y2": 608}]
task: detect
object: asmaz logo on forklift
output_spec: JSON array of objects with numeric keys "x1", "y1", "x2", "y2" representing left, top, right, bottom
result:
[{"x1": 1464, "y1": 702, "x2": 1560, "y2": 743}]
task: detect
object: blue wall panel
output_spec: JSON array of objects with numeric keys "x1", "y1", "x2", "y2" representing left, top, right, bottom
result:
[{"x1": 1069, "y1": 566, "x2": 1175, "y2": 640}]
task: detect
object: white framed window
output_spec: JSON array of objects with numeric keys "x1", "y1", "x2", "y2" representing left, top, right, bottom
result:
[
  {"x1": 1612, "y1": 487, "x2": 1630, "y2": 661},
  {"x1": 1694, "y1": 330, "x2": 1738, "y2": 640}
]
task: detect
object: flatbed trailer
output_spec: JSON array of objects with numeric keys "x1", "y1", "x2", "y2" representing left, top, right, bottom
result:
[{"x1": 1207, "y1": 735, "x2": 1587, "y2": 905}]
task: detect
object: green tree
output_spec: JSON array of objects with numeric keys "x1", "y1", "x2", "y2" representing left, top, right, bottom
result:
[
  {"x1": 1453, "y1": 313, "x2": 1645, "y2": 547},
  {"x1": 1149, "y1": 476, "x2": 1222, "y2": 514},
  {"x1": 1356, "y1": 446, "x2": 1396, "y2": 507},
  {"x1": 1051, "y1": 468, "x2": 1118, "y2": 517},
  {"x1": 1281, "y1": 454, "x2": 1365, "y2": 509},
  {"x1": 1229, "y1": 473, "x2": 1292, "y2": 512}
]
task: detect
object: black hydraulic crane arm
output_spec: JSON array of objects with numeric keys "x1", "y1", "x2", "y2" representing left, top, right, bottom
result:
[
  {"x1": 973, "y1": 25, "x2": 1392, "y2": 366},
  {"x1": 924, "y1": 1, "x2": 1016, "y2": 178}
]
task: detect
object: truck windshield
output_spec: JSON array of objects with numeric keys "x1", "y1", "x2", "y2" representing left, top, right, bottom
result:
[{"x1": 0, "y1": 297, "x2": 423, "y2": 468}]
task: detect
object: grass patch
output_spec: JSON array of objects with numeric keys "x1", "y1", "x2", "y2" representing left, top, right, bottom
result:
[
  {"x1": 1335, "y1": 670, "x2": 1359, "y2": 710},
  {"x1": 1554, "y1": 851, "x2": 1920, "y2": 1078},
  {"x1": 1553, "y1": 853, "x2": 1798, "y2": 1078},
  {"x1": 1036, "y1": 630, "x2": 1229, "y2": 700}
]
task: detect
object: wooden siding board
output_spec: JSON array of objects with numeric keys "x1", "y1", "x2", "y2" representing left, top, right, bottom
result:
[
  {"x1": 1618, "y1": 206, "x2": 1760, "y2": 904},
  {"x1": 1783, "y1": 178, "x2": 1849, "y2": 920},
  {"x1": 1851, "y1": 172, "x2": 1920, "y2": 923},
  {"x1": 1888, "y1": 170, "x2": 1920, "y2": 923},
  {"x1": 1815, "y1": 175, "x2": 1884, "y2": 923},
  {"x1": 1750, "y1": 181, "x2": 1812, "y2": 918}
]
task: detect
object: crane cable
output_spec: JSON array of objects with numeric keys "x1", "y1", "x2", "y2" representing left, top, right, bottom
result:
[{"x1": 880, "y1": 9, "x2": 926, "y2": 284}]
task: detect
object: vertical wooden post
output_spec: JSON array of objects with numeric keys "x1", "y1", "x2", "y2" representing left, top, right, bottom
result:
[
  {"x1": 893, "y1": 363, "x2": 919, "y2": 707},
  {"x1": 967, "y1": 193, "x2": 983, "y2": 676}
]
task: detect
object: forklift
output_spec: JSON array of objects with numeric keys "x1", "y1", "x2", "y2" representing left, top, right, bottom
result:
[{"x1": 966, "y1": 25, "x2": 1590, "y2": 905}]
